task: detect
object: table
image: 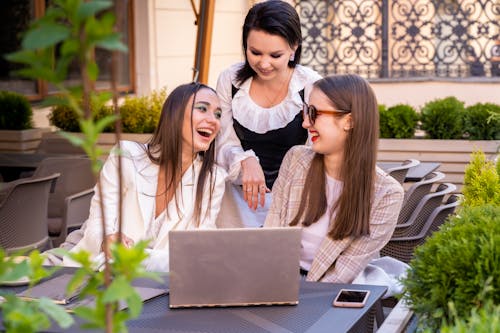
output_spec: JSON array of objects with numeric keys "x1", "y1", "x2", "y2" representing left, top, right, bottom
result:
[
  {"x1": 378, "y1": 161, "x2": 441, "y2": 182},
  {"x1": 0, "y1": 152, "x2": 83, "y2": 181},
  {"x1": 0, "y1": 268, "x2": 387, "y2": 333}
]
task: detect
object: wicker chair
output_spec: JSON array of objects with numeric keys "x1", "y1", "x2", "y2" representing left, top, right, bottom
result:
[
  {"x1": 397, "y1": 171, "x2": 446, "y2": 225},
  {"x1": 0, "y1": 173, "x2": 60, "y2": 254},
  {"x1": 31, "y1": 157, "x2": 95, "y2": 247},
  {"x1": 381, "y1": 194, "x2": 460, "y2": 263},
  {"x1": 385, "y1": 159, "x2": 420, "y2": 185},
  {"x1": 392, "y1": 182, "x2": 456, "y2": 238}
]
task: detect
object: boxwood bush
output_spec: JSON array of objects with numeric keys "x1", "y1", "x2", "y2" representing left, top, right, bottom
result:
[
  {"x1": 420, "y1": 96, "x2": 465, "y2": 139},
  {"x1": 462, "y1": 151, "x2": 500, "y2": 207},
  {"x1": 433, "y1": 302, "x2": 500, "y2": 333},
  {"x1": 463, "y1": 103, "x2": 500, "y2": 140},
  {"x1": 49, "y1": 99, "x2": 114, "y2": 132},
  {"x1": 0, "y1": 90, "x2": 33, "y2": 130},
  {"x1": 379, "y1": 103, "x2": 419, "y2": 139},
  {"x1": 49, "y1": 88, "x2": 167, "y2": 133},
  {"x1": 120, "y1": 88, "x2": 166, "y2": 133},
  {"x1": 402, "y1": 204, "x2": 500, "y2": 331}
]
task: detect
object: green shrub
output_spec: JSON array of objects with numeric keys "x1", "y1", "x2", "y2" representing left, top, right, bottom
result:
[
  {"x1": 434, "y1": 302, "x2": 500, "y2": 333},
  {"x1": 119, "y1": 88, "x2": 167, "y2": 133},
  {"x1": 462, "y1": 151, "x2": 500, "y2": 208},
  {"x1": 420, "y1": 96, "x2": 465, "y2": 139},
  {"x1": 463, "y1": 103, "x2": 500, "y2": 140},
  {"x1": 49, "y1": 99, "x2": 114, "y2": 132},
  {"x1": 0, "y1": 90, "x2": 33, "y2": 130},
  {"x1": 49, "y1": 104, "x2": 80, "y2": 132},
  {"x1": 402, "y1": 204, "x2": 500, "y2": 331},
  {"x1": 379, "y1": 104, "x2": 390, "y2": 138},
  {"x1": 379, "y1": 104, "x2": 419, "y2": 138}
]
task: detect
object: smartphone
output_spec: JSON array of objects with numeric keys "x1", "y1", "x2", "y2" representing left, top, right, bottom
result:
[{"x1": 332, "y1": 289, "x2": 370, "y2": 308}]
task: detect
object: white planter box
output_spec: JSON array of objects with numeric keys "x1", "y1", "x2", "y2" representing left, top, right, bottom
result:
[
  {"x1": 378, "y1": 138, "x2": 500, "y2": 192},
  {"x1": 0, "y1": 128, "x2": 44, "y2": 153}
]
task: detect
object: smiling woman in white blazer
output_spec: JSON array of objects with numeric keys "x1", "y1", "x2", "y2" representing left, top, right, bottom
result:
[{"x1": 65, "y1": 83, "x2": 227, "y2": 272}]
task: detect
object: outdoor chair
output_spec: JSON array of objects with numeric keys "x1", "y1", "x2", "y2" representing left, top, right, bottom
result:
[
  {"x1": 31, "y1": 157, "x2": 95, "y2": 247},
  {"x1": 380, "y1": 194, "x2": 460, "y2": 263},
  {"x1": 397, "y1": 171, "x2": 446, "y2": 225},
  {"x1": 0, "y1": 173, "x2": 60, "y2": 254},
  {"x1": 386, "y1": 159, "x2": 420, "y2": 185},
  {"x1": 392, "y1": 182, "x2": 456, "y2": 239}
]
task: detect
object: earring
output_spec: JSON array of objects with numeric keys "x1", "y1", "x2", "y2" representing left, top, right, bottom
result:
[{"x1": 289, "y1": 54, "x2": 295, "y2": 62}]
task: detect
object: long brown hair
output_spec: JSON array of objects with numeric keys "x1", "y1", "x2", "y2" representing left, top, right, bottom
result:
[
  {"x1": 290, "y1": 74, "x2": 379, "y2": 240},
  {"x1": 145, "y1": 82, "x2": 218, "y2": 226}
]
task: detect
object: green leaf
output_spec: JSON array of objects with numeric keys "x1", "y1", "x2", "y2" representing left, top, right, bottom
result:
[
  {"x1": 95, "y1": 115, "x2": 119, "y2": 133},
  {"x1": 126, "y1": 292, "x2": 143, "y2": 318},
  {"x1": 38, "y1": 298, "x2": 74, "y2": 328},
  {"x1": 103, "y1": 276, "x2": 135, "y2": 303},
  {"x1": 72, "y1": 306, "x2": 98, "y2": 323},
  {"x1": 96, "y1": 34, "x2": 128, "y2": 52},
  {"x1": 87, "y1": 61, "x2": 99, "y2": 82},
  {"x1": 60, "y1": 39, "x2": 80, "y2": 57},
  {"x1": 4, "y1": 50, "x2": 39, "y2": 65},
  {"x1": 77, "y1": 1, "x2": 113, "y2": 20},
  {"x1": 22, "y1": 24, "x2": 71, "y2": 50},
  {"x1": 59, "y1": 132, "x2": 86, "y2": 146}
]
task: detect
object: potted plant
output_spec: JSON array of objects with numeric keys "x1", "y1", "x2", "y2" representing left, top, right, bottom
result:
[
  {"x1": 401, "y1": 151, "x2": 500, "y2": 331},
  {"x1": 378, "y1": 97, "x2": 500, "y2": 193},
  {"x1": 44, "y1": 88, "x2": 167, "y2": 153},
  {"x1": 0, "y1": 90, "x2": 43, "y2": 153},
  {"x1": 2, "y1": 0, "x2": 158, "y2": 332}
]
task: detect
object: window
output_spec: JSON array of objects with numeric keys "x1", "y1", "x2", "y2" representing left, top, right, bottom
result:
[{"x1": 0, "y1": 0, "x2": 134, "y2": 101}]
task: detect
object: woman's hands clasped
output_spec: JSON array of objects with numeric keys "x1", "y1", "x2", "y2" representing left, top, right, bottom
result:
[
  {"x1": 241, "y1": 157, "x2": 270, "y2": 210},
  {"x1": 101, "y1": 233, "x2": 134, "y2": 257}
]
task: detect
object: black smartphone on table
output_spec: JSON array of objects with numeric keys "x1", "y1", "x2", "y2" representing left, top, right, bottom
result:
[{"x1": 332, "y1": 289, "x2": 370, "y2": 308}]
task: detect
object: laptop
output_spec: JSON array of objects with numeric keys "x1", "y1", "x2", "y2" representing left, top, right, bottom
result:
[{"x1": 168, "y1": 227, "x2": 302, "y2": 308}]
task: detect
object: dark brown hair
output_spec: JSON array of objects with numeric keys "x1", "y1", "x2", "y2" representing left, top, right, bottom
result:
[
  {"x1": 236, "y1": 0, "x2": 302, "y2": 85},
  {"x1": 145, "y1": 82, "x2": 218, "y2": 226},
  {"x1": 290, "y1": 74, "x2": 379, "y2": 239}
]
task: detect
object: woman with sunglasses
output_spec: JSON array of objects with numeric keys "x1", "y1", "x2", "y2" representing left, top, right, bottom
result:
[
  {"x1": 57, "y1": 83, "x2": 226, "y2": 271},
  {"x1": 265, "y1": 74, "x2": 404, "y2": 283},
  {"x1": 215, "y1": 0, "x2": 321, "y2": 227}
]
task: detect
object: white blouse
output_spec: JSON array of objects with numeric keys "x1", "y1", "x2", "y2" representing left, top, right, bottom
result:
[
  {"x1": 300, "y1": 174, "x2": 343, "y2": 270},
  {"x1": 215, "y1": 62, "x2": 321, "y2": 182}
]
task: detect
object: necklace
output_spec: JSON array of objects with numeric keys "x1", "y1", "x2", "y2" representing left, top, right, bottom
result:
[{"x1": 258, "y1": 68, "x2": 293, "y2": 108}]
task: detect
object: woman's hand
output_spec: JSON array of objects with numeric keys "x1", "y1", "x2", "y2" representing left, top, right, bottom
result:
[
  {"x1": 101, "y1": 233, "x2": 134, "y2": 257},
  {"x1": 241, "y1": 157, "x2": 270, "y2": 210}
]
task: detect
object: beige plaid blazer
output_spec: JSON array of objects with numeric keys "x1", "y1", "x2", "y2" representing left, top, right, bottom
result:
[{"x1": 264, "y1": 146, "x2": 404, "y2": 283}]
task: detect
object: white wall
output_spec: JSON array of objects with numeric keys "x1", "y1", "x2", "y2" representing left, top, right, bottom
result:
[
  {"x1": 133, "y1": 0, "x2": 500, "y2": 110},
  {"x1": 133, "y1": 0, "x2": 248, "y2": 96},
  {"x1": 371, "y1": 80, "x2": 500, "y2": 110}
]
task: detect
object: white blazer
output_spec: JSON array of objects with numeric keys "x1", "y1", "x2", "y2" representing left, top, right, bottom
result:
[{"x1": 65, "y1": 141, "x2": 227, "y2": 271}]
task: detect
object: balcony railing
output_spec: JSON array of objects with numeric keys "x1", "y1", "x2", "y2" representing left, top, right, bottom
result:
[{"x1": 294, "y1": 0, "x2": 500, "y2": 79}]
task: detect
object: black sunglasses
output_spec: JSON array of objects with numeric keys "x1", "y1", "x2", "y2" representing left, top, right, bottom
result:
[{"x1": 302, "y1": 103, "x2": 350, "y2": 125}]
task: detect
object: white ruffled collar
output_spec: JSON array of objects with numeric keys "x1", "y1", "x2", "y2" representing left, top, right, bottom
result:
[{"x1": 231, "y1": 66, "x2": 309, "y2": 134}]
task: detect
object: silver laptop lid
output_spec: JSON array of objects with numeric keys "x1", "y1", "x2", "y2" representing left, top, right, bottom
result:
[{"x1": 168, "y1": 227, "x2": 302, "y2": 308}]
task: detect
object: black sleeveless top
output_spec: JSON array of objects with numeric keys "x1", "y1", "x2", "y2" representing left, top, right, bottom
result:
[{"x1": 231, "y1": 85, "x2": 308, "y2": 189}]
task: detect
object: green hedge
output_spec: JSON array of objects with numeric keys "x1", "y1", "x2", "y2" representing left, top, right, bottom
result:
[
  {"x1": 420, "y1": 96, "x2": 465, "y2": 139},
  {"x1": 463, "y1": 103, "x2": 500, "y2": 140},
  {"x1": 0, "y1": 90, "x2": 33, "y2": 130},
  {"x1": 379, "y1": 103, "x2": 419, "y2": 139},
  {"x1": 49, "y1": 88, "x2": 167, "y2": 133},
  {"x1": 379, "y1": 97, "x2": 500, "y2": 140},
  {"x1": 402, "y1": 204, "x2": 500, "y2": 331},
  {"x1": 434, "y1": 303, "x2": 500, "y2": 333}
]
